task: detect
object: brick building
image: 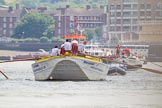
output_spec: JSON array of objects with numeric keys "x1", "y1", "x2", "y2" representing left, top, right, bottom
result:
[
  {"x1": 52, "y1": 5, "x2": 107, "y2": 38},
  {"x1": 0, "y1": 4, "x2": 107, "y2": 39},
  {"x1": 0, "y1": 3, "x2": 21, "y2": 37}
]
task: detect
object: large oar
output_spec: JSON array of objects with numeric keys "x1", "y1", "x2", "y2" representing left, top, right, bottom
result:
[
  {"x1": 102, "y1": 57, "x2": 162, "y2": 75},
  {"x1": 0, "y1": 70, "x2": 9, "y2": 79},
  {"x1": 130, "y1": 52, "x2": 162, "y2": 68},
  {"x1": 0, "y1": 57, "x2": 37, "y2": 63},
  {"x1": 0, "y1": 57, "x2": 40, "y2": 79},
  {"x1": 145, "y1": 60, "x2": 162, "y2": 68},
  {"x1": 79, "y1": 52, "x2": 162, "y2": 75}
]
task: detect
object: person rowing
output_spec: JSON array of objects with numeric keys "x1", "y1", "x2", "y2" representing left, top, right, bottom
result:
[
  {"x1": 71, "y1": 39, "x2": 78, "y2": 56},
  {"x1": 64, "y1": 39, "x2": 72, "y2": 56}
]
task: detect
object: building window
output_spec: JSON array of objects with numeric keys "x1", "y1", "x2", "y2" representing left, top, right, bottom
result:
[
  {"x1": 157, "y1": 3, "x2": 162, "y2": 9},
  {"x1": 110, "y1": 5, "x2": 115, "y2": 10},
  {"x1": 117, "y1": 26, "x2": 121, "y2": 31},
  {"x1": 58, "y1": 22, "x2": 61, "y2": 27},
  {"x1": 132, "y1": 19, "x2": 137, "y2": 24},
  {"x1": 3, "y1": 23, "x2": 6, "y2": 28},
  {"x1": 123, "y1": 0, "x2": 138, "y2": 2},
  {"x1": 123, "y1": 4, "x2": 131, "y2": 10},
  {"x1": 157, "y1": 11, "x2": 162, "y2": 17},
  {"x1": 117, "y1": 12, "x2": 121, "y2": 17},
  {"x1": 123, "y1": 19, "x2": 131, "y2": 24},
  {"x1": 116, "y1": 19, "x2": 121, "y2": 24},
  {"x1": 117, "y1": 5, "x2": 121, "y2": 10},
  {"x1": 3, "y1": 17, "x2": 6, "y2": 22},
  {"x1": 9, "y1": 23, "x2": 13, "y2": 28},
  {"x1": 58, "y1": 29, "x2": 60, "y2": 34},
  {"x1": 123, "y1": 26, "x2": 130, "y2": 31},
  {"x1": 0, "y1": 17, "x2": 3, "y2": 22},
  {"x1": 133, "y1": 4, "x2": 138, "y2": 9},
  {"x1": 10, "y1": 17, "x2": 13, "y2": 22},
  {"x1": 146, "y1": 11, "x2": 151, "y2": 16},
  {"x1": 110, "y1": 19, "x2": 115, "y2": 24},
  {"x1": 132, "y1": 26, "x2": 137, "y2": 31},
  {"x1": 90, "y1": 23, "x2": 92, "y2": 27},
  {"x1": 10, "y1": 30, "x2": 13, "y2": 35},
  {"x1": 147, "y1": 4, "x2": 151, "y2": 9},
  {"x1": 110, "y1": 26, "x2": 115, "y2": 31},
  {"x1": 58, "y1": 16, "x2": 61, "y2": 20},
  {"x1": 86, "y1": 16, "x2": 88, "y2": 20},
  {"x1": 140, "y1": 4, "x2": 145, "y2": 9},
  {"x1": 123, "y1": 12, "x2": 131, "y2": 17},
  {"x1": 3, "y1": 29, "x2": 6, "y2": 34},
  {"x1": 110, "y1": 12, "x2": 115, "y2": 17},
  {"x1": 132, "y1": 12, "x2": 138, "y2": 16},
  {"x1": 13, "y1": 17, "x2": 17, "y2": 22},
  {"x1": 140, "y1": 11, "x2": 145, "y2": 16}
]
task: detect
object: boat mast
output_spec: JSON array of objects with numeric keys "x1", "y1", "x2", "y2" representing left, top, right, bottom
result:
[{"x1": 74, "y1": 16, "x2": 78, "y2": 35}]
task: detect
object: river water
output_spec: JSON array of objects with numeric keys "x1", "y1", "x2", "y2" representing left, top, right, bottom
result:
[{"x1": 0, "y1": 61, "x2": 162, "y2": 108}]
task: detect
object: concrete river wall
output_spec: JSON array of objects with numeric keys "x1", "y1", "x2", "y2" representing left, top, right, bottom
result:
[{"x1": 148, "y1": 44, "x2": 162, "y2": 62}]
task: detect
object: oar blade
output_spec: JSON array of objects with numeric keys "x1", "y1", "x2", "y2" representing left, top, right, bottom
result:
[{"x1": 141, "y1": 67, "x2": 162, "y2": 74}]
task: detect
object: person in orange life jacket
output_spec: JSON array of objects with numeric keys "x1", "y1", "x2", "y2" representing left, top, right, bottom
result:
[
  {"x1": 71, "y1": 39, "x2": 79, "y2": 55},
  {"x1": 125, "y1": 47, "x2": 130, "y2": 57},
  {"x1": 60, "y1": 42, "x2": 65, "y2": 55},
  {"x1": 64, "y1": 39, "x2": 72, "y2": 54},
  {"x1": 115, "y1": 44, "x2": 121, "y2": 58},
  {"x1": 51, "y1": 45, "x2": 59, "y2": 56}
]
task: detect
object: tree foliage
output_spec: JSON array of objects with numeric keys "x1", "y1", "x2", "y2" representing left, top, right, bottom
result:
[
  {"x1": 42, "y1": 24, "x2": 54, "y2": 39},
  {"x1": 20, "y1": 0, "x2": 39, "y2": 9},
  {"x1": 83, "y1": 27, "x2": 103, "y2": 41},
  {"x1": 5, "y1": 0, "x2": 107, "y2": 9},
  {"x1": 83, "y1": 28, "x2": 96, "y2": 41},
  {"x1": 110, "y1": 36, "x2": 119, "y2": 45},
  {"x1": 95, "y1": 27, "x2": 102, "y2": 38},
  {"x1": 12, "y1": 13, "x2": 54, "y2": 39},
  {"x1": 0, "y1": 0, "x2": 5, "y2": 5}
]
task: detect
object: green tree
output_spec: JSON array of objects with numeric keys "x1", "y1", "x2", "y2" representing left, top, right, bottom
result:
[
  {"x1": 21, "y1": 0, "x2": 39, "y2": 9},
  {"x1": 42, "y1": 25, "x2": 55, "y2": 39},
  {"x1": 13, "y1": 13, "x2": 54, "y2": 39},
  {"x1": 95, "y1": 27, "x2": 102, "y2": 38},
  {"x1": 40, "y1": 36, "x2": 50, "y2": 42},
  {"x1": 0, "y1": 0, "x2": 5, "y2": 5},
  {"x1": 110, "y1": 36, "x2": 119, "y2": 45},
  {"x1": 83, "y1": 28, "x2": 96, "y2": 41}
]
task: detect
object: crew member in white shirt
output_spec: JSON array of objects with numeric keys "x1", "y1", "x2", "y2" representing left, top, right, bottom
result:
[
  {"x1": 78, "y1": 41, "x2": 86, "y2": 53},
  {"x1": 51, "y1": 45, "x2": 59, "y2": 56},
  {"x1": 64, "y1": 39, "x2": 72, "y2": 54}
]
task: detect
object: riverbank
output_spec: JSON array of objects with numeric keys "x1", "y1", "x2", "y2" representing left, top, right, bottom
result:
[
  {"x1": 0, "y1": 50, "x2": 33, "y2": 56},
  {"x1": 0, "y1": 50, "x2": 35, "y2": 60}
]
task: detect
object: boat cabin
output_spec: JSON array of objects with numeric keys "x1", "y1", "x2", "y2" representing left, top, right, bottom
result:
[{"x1": 65, "y1": 34, "x2": 86, "y2": 44}]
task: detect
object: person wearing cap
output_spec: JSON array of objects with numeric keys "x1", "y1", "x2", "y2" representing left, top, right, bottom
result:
[{"x1": 51, "y1": 45, "x2": 59, "y2": 56}]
